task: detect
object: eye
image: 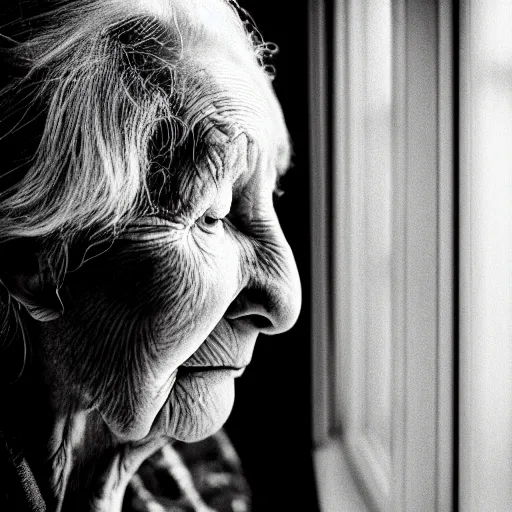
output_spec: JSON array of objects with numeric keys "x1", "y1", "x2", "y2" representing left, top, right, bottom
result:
[
  {"x1": 203, "y1": 215, "x2": 220, "y2": 226},
  {"x1": 196, "y1": 212, "x2": 225, "y2": 233},
  {"x1": 196, "y1": 188, "x2": 232, "y2": 233}
]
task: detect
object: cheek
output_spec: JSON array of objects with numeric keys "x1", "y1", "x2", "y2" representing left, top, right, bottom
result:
[
  {"x1": 152, "y1": 232, "x2": 242, "y2": 361},
  {"x1": 51, "y1": 234, "x2": 244, "y2": 439},
  {"x1": 77, "y1": 234, "x2": 243, "y2": 371}
]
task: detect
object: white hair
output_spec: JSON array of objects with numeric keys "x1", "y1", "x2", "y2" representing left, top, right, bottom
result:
[{"x1": 0, "y1": 0, "x2": 271, "y2": 244}]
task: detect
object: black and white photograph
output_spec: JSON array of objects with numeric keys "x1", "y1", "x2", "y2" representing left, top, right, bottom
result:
[{"x1": 0, "y1": 1, "x2": 510, "y2": 511}]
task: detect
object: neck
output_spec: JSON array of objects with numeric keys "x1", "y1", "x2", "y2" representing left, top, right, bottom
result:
[{"x1": 1, "y1": 355, "x2": 118, "y2": 512}]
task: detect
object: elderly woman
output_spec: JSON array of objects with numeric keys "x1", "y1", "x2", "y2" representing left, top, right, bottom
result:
[{"x1": 0, "y1": 0, "x2": 301, "y2": 510}]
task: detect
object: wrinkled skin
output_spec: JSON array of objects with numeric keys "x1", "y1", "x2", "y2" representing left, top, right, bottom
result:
[{"x1": 26, "y1": 51, "x2": 301, "y2": 509}]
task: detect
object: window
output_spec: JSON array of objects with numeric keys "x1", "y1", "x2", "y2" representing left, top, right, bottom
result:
[
  {"x1": 311, "y1": 0, "x2": 454, "y2": 509},
  {"x1": 313, "y1": 0, "x2": 512, "y2": 510}
]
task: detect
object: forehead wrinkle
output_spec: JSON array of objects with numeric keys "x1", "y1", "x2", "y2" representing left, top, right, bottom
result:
[
  {"x1": 182, "y1": 57, "x2": 283, "y2": 139},
  {"x1": 177, "y1": 57, "x2": 289, "y2": 199},
  {"x1": 190, "y1": 104, "x2": 286, "y2": 188},
  {"x1": 200, "y1": 128, "x2": 292, "y2": 200},
  {"x1": 202, "y1": 139, "x2": 227, "y2": 185},
  {"x1": 183, "y1": 124, "x2": 289, "y2": 209},
  {"x1": 169, "y1": 131, "x2": 243, "y2": 218},
  {"x1": 198, "y1": 129, "x2": 252, "y2": 189}
]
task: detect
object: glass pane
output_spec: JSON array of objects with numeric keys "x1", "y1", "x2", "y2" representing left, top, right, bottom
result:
[{"x1": 361, "y1": 0, "x2": 392, "y2": 458}]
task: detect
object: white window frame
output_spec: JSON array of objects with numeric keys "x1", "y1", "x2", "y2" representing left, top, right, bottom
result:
[{"x1": 310, "y1": 0, "x2": 454, "y2": 510}]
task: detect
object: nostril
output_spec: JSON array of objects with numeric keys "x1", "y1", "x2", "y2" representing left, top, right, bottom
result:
[
  {"x1": 246, "y1": 314, "x2": 273, "y2": 330},
  {"x1": 225, "y1": 304, "x2": 273, "y2": 328},
  {"x1": 225, "y1": 291, "x2": 275, "y2": 331},
  {"x1": 225, "y1": 289, "x2": 268, "y2": 319}
]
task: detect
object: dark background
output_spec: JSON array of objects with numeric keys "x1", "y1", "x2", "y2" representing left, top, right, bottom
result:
[{"x1": 224, "y1": 1, "x2": 319, "y2": 510}]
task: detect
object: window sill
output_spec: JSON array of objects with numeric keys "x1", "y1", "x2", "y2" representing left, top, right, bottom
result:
[{"x1": 313, "y1": 439, "x2": 371, "y2": 512}]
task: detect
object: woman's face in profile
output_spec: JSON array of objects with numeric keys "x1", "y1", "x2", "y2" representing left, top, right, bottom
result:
[{"x1": 36, "y1": 50, "x2": 301, "y2": 444}]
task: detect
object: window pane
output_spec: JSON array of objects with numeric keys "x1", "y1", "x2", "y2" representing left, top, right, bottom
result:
[{"x1": 361, "y1": 0, "x2": 392, "y2": 460}]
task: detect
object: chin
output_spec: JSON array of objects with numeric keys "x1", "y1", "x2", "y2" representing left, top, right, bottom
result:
[{"x1": 168, "y1": 369, "x2": 237, "y2": 442}]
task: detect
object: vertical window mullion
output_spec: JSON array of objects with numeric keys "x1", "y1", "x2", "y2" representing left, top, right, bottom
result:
[
  {"x1": 437, "y1": 0, "x2": 455, "y2": 510},
  {"x1": 310, "y1": 0, "x2": 332, "y2": 446},
  {"x1": 398, "y1": 0, "x2": 441, "y2": 509}
]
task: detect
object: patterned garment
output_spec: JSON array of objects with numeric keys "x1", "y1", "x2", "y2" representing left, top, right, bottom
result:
[
  {"x1": 0, "y1": 425, "x2": 251, "y2": 512},
  {"x1": 124, "y1": 430, "x2": 252, "y2": 512}
]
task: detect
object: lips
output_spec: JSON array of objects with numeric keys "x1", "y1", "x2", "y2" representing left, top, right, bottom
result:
[
  {"x1": 177, "y1": 365, "x2": 246, "y2": 378},
  {"x1": 180, "y1": 318, "x2": 258, "y2": 370}
]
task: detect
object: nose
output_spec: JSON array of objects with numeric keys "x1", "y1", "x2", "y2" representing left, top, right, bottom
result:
[{"x1": 226, "y1": 218, "x2": 301, "y2": 335}]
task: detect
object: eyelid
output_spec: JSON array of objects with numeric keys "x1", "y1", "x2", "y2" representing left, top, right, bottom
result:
[
  {"x1": 196, "y1": 197, "x2": 231, "y2": 232},
  {"x1": 203, "y1": 206, "x2": 229, "y2": 220},
  {"x1": 203, "y1": 187, "x2": 232, "y2": 220}
]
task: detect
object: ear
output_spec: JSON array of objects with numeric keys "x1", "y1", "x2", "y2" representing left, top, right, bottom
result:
[{"x1": 1, "y1": 252, "x2": 63, "y2": 322}]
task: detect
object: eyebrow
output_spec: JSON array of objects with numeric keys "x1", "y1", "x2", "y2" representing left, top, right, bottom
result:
[{"x1": 195, "y1": 121, "x2": 292, "y2": 199}]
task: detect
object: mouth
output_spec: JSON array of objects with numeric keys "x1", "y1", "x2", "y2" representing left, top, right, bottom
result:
[
  {"x1": 177, "y1": 365, "x2": 246, "y2": 379},
  {"x1": 179, "y1": 319, "x2": 257, "y2": 376}
]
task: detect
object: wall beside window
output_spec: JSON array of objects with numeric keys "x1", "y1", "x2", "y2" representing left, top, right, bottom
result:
[{"x1": 460, "y1": 1, "x2": 512, "y2": 509}]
